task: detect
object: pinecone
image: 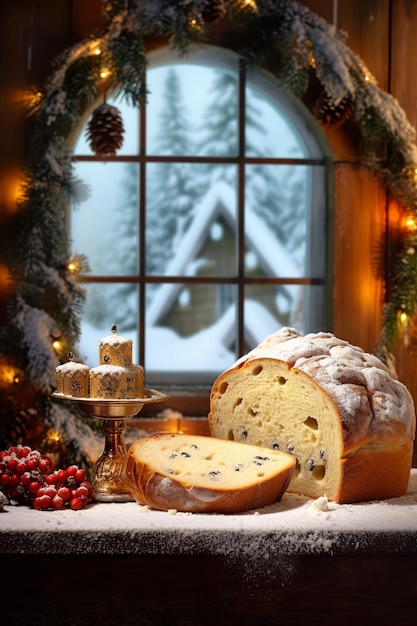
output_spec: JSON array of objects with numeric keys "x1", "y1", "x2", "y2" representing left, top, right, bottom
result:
[
  {"x1": 86, "y1": 103, "x2": 125, "y2": 157},
  {"x1": 313, "y1": 92, "x2": 353, "y2": 127},
  {"x1": 201, "y1": 0, "x2": 227, "y2": 25}
]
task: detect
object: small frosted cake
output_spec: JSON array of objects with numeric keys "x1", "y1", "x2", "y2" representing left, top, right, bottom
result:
[
  {"x1": 89, "y1": 363, "x2": 144, "y2": 399},
  {"x1": 89, "y1": 325, "x2": 144, "y2": 398},
  {"x1": 99, "y1": 324, "x2": 133, "y2": 367},
  {"x1": 56, "y1": 353, "x2": 89, "y2": 397}
]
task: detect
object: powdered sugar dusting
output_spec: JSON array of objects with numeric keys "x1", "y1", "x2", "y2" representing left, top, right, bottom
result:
[
  {"x1": 99, "y1": 334, "x2": 132, "y2": 349},
  {"x1": 1, "y1": 471, "x2": 417, "y2": 564}
]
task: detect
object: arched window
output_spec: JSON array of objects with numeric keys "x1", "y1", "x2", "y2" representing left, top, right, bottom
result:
[{"x1": 71, "y1": 46, "x2": 331, "y2": 387}]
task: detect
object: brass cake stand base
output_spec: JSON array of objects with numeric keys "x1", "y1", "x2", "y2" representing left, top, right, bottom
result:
[{"x1": 51, "y1": 390, "x2": 166, "y2": 502}]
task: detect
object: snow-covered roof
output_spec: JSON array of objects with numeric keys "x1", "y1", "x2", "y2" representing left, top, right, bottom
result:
[{"x1": 147, "y1": 181, "x2": 300, "y2": 326}]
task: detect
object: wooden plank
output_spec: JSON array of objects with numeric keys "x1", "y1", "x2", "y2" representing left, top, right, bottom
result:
[{"x1": 332, "y1": 162, "x2": 385, "y2": 352}]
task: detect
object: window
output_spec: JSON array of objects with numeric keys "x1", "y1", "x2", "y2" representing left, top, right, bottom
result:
[{"x1": 71, "y1": 46, "x2": 331, "y2": 389}]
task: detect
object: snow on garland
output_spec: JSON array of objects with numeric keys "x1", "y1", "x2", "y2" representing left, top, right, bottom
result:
[{"x1": 2, "y1": 0, "x2": 417, "y2": 461}]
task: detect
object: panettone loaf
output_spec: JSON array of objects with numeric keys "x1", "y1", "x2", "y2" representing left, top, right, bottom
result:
[
  {"x1": 208, "y1": 327, "x2": 416, "y2": 504},
  {"x1": 126, "y1": 433, "x2": 296, "y2": 513}
]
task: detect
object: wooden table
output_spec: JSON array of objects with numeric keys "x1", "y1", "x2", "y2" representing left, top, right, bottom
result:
[{"x1": 1, "y1": 471, "x2": 417, "y2": 625}]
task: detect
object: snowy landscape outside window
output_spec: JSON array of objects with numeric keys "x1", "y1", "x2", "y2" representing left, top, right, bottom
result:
[{"x1": 71, "y1": 47, "x2": 330, "y2": 386}]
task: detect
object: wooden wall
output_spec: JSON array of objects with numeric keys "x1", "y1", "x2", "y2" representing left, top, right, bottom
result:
[{"x1": 1, "y1": 1, "x2": 417, "y2": 457}]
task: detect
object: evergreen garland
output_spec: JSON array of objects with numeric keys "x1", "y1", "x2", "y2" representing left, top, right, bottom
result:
[{"x1": 2, "y1": 0, "x2": 417, "y2": 462}]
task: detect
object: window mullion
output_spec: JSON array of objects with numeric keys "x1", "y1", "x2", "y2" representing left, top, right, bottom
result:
[
  {"x1": 138, "y1": 82, "x2": 147, "y2": 368},
  {"x1": 237, "y1": 60, "x2": 246, "y2": 357}
]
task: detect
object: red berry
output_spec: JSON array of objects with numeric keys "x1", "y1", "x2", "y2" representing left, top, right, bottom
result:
[
  {"x1": 17, "y1": 446, "x2": 31, "y2": 459},
  {"x1": 0, "y1": 473, "x2": 10, "y2": 487},
  {"x1": 69, "y1": 497, "x2": 83, "y2": 510},
  {"x1": 10, "y1": 473, "x2": 20, "y2": 486},
  {"x1": 15, "y1": 461, "x2": 27, "y2": 475},
  {"x1": 76, "y1": 469, "x2": 86, "y2": 482},
  {"x1": 56, "y1": 469, "x2": 67, "y2": 483},
  {"x1": 51, "y1": 495, "x2": 64, "y2": 510},
  {"x1": 40, "y1": 486, "x2": 57, "y2": 498},
  {"x1": 38, "y1": 457, "x2": 53, "y2": 473},
  {"x1": 20, "y1": 472, "x2": 32, "y2": 486},
  {"x1": 33, "y1": 494, "x2": 51, "y2": 510},
  {"x1": 28, "y1": 481, "x2": 41, "y2": 495},
  {"x1": 65, "y1": 465, "x2": 78, "y2": 478},
  {"x1": 6, "y1": 458, "x2": 17, "y2": 472},
  {"x1": 57, "y1": 486, "x2": 71, "y2": 501},
  {"x1": 74, "y1": 485, "x2": 89, "y2": 498},
  {"x1": 25, "y1": 458, "x2": 38, "y2": 471},
  {"x1": 44, "y1": 473, "x2": 57, "y2": 485}
]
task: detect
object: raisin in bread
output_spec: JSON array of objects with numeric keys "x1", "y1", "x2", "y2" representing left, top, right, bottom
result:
[
  {"x1": 208, "y1": 327, "x2": 416, "y2": 504},
  {"x1": 125, "y1": 433, "x2": 296, "y2": 513}
]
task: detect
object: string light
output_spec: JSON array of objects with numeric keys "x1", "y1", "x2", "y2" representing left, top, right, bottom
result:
[
  {"x1": 89, "y1": 40, "x2": 102, "y2": 56},
  {"x1": 399, "y1": 311, "x2": 409, "y2": 326},
  {"x1": 66, "y1": 254, "x2": 90, "y2": 276},
  {"x1": 20, "y1": 85, "x2": 43, "y2": 115},
  {"x1": 0, "y1": 358, "x2": 23, "y2": 388},
  {"x1": 405, "y1": 216, "x2": 417, "y2": 230},
  {"x1": 242, "y1": 0, "x2": 257, "y2": 8}
]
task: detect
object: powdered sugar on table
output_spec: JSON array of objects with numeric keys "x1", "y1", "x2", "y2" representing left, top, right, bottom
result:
[{"x1": 1, "y1": 470, "x2": 417, "y2": 561}]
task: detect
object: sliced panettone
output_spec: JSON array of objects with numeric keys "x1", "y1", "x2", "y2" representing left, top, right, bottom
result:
[{"x1": 125, "y1": 433, "x2": 296, "y2": 513}]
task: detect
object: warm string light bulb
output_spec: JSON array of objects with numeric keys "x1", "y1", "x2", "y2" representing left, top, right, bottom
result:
[
  {"x1": 89, "y1": 40, "x2": 102, "y2": 56},
  {"x1": 0, "y1": 358, "x2": 23, "y2": 388},
  {"x1": 66, "y1": 254, "x2": 90, "y2": 276},
  {"x1": 405, "y1": 216, "x2": 417, "y2": 231},
  {"x1": 242, "y1": 0, "x2": 257, "y2": 8},
  {"x1": 399, "y1": 311, "x2": 409, "y2": 325}
]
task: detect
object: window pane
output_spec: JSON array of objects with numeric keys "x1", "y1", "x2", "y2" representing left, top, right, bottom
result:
[
  {"x1": 244, "y1": 284, "x2": 325, "y2": 347},
  {"x1": 245, "y1": 69, "x2": 316, "y2": 159},
  {"x1": 73, "y1": 97, "x2": 140, "y2": 156},
  {"x1": 245, "y1": 89, "x2": 305, "y2": 158},
  {"x1": 146, "y1": 282, "x2": 237, "y2": 381},
  {"x1": 76, "y1": 283, "x2": 139, "y2": 366},
  {"x1": 71, "y1": 162, "x2": 139, "y2": 276},
  {"x1": 245, "y1": 163, "x2": 310, "y2": 276},
  {"x1": 244, "y1": 284, "x2": 303, "y2": 344},
  {"x1": 147, "y1": 63, "x2": 238, "y2": 157},
  {"x1": 146, "y1": 164, "x2": 237, "y2": 277}
]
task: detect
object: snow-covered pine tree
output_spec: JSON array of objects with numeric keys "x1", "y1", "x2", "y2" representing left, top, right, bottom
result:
[
  {"x1": 102, "y1": 162, "x2": 139, "y2": 331},
  {"x1": 146, "y1": 68, "x2": 199, "y2": 282},
  {"x1": 197, "y1": 67, "x2": 306, "y2": 265}
]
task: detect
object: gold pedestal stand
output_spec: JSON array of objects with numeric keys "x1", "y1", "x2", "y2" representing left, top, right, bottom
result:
[{"x1": 52, "y1": 390, "x2": 166, "y2": 502}]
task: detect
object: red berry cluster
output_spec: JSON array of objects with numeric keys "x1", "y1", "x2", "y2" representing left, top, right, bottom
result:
[{"x1": 0, "y1": 445, "x2": 95, "y2": 511}]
